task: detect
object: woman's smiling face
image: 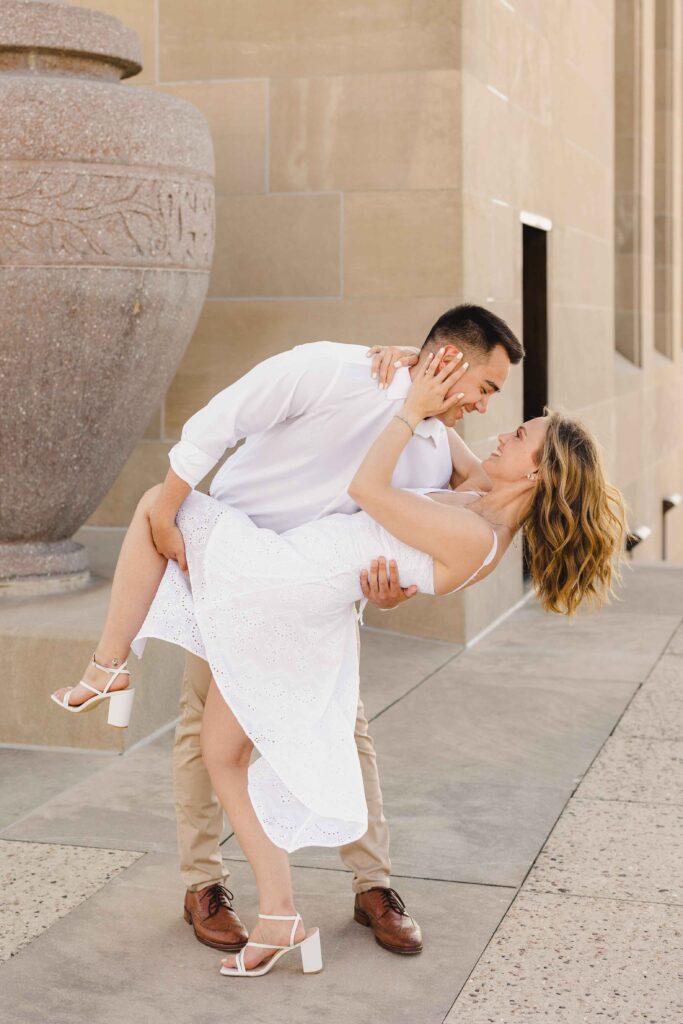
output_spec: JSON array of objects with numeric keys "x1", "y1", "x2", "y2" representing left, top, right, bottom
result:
[{"x1": 482, "y1": 416, "x2": 549, "y2": 481}]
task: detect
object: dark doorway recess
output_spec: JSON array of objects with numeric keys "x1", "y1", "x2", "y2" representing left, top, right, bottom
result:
[
  {"x1": 522, "y1": 224, "x2": 549, "y2": 422},
  {"x1": 522, "y1": 223, "x2": 549, "y2": 580}
]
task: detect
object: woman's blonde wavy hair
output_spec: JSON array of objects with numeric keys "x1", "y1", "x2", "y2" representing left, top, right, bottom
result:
[{"x1": 522, "y1": 409, "x2": 627, "y2": 616}]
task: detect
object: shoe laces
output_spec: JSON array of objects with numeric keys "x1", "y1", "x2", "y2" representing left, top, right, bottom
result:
[
  {"x1": 204, "y1": 883, "x2": 236, "y2": 919},
  {"x1": 370, "y1": 886, "x2": 408, "y2": 918}
]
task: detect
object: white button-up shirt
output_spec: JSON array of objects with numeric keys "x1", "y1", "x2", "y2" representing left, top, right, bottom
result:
[{"x1": 168, "y1": 341, "x2": 453, "y2": 533}]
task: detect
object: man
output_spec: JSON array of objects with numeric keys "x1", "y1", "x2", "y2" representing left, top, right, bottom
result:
[{"x1": 149, "y1": 303, "x2": 523, "y2": 956}]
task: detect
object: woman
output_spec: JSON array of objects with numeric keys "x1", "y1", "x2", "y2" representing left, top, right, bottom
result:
[{"x1": 50, "y1": 350, "x2": 625, "y2": 977}]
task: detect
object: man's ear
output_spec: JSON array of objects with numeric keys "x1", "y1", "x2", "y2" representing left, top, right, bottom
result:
[
  {"x1": 442, "y1": 343, "x2": 462, "y2": 361},
  {"x1": 433, "y1": 342, "x2": 462, "y2": 374}
]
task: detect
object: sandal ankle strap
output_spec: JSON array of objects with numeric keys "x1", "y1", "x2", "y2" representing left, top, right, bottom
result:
[
  {"x1": 92, "y1": 653, "x2": 130, "y2": 674},
  {"x1": 257, "y1": 913, "x2": 300, "y2": 920},
  {"x1": 257, "y1": 911, "x2": 301, "y2": 946},
  {"x1": 91, "y1": 654, "x2": 130, "y2": 693}
]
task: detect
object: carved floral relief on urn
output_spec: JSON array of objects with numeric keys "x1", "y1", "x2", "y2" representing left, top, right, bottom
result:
[{"x1": 0, "y1": 0, "x2": 215, "y2": 591}]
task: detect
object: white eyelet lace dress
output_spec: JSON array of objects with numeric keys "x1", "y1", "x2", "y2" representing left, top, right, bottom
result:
[{"x1": 130, "y1": 487, "x2": 496, "y2": 853}]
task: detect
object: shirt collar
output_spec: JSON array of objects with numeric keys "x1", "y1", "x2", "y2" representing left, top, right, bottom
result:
[{"x1": 384, "y1": 366, "x2": 444, "y2": 445}]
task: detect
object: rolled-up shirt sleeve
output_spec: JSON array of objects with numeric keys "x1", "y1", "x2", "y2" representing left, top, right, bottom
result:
[
  {"x1": 167, "y1": 346, "x2": 340, "y2": 489},
  {"x1": 168, "y1": 440, "x2": 219, "y2": 488}
]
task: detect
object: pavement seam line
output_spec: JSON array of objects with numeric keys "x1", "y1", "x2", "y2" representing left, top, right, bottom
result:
[
  {"x1": 518, "y1": 888, "x2": 683, "y2": 909},
  {"x1": 218, "y1": 855, "x2": 520, "y2": 888},
  {"x1": 0, "y1": 841, "x2": 147, "y2": 964},
  {"x1": 368, "y1": 646, "x2": 468, "y2": 724},
  {"x1": 0, "y1": 759, "x2": 125, "y2": 837}
]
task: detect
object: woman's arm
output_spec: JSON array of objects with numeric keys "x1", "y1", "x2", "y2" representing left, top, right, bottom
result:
[
  {"x1": 348, "y1": 353, "x2": 492, "y2": 576},
  {"x1": 364, "y1": 346, "x2": 491, "y2": 489},
  {"x1": 365, "y1": 344, "x2": 421, "y2": 387},
  {"x1": 148, "y1": 468, "x2": 193, "y2": 572}
]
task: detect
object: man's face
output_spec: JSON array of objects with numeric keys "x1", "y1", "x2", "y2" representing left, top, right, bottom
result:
[{"x1": 433, "y1": 343, "x2": 511, "y2": 426}]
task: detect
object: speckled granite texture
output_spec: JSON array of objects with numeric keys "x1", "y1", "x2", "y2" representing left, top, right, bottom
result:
[
  {"x1": 524, "y1": 798, "x2": 683, "y2": 904},
  {"x1": 0, "y1": 0, "x2": 214, "y2": 588},
  {"x1": 0, "y1": 839, "x2": 142, "y2": 962},
  {"x1": 575, "y1": 734, "x2": 683, "y2": 804},
  {"x1": 447, "y1": 611, "x2": 683, "y2": 1022},
  {"x1": 611, "y1": 654, "x2": 683, "y2": 740},
  {"x1": 0, "y1": 0, "x2": 142, "y2": 77},
  {"x1": 445, "y1": 891, "x2": 682, "y2": 1023}
]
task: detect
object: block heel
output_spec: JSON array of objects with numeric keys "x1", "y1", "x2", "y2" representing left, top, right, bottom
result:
[
  {"x1": 107, "y1": 687, "x2": 135, "y2": 728},
  {"x1": 299, "y1": 928, "x2": 323, "y2": 973},
  {"x1": 220, "y1": 912, "x2": 323, "y2": 977}
]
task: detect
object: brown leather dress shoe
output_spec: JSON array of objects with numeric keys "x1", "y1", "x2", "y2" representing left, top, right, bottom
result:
[
  {"x1": 354, "y1": 886, "x2": 423, "y2": 954},
  {"x1": 183, "y1": 883, "x2": 249, "y2": 952}
]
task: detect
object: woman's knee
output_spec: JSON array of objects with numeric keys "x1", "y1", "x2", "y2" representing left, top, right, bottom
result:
[
  {"x1": 200, "y1": 681, "x2": 253, "y2": 773},
  {"x1": 200, "y1": 721, "x2": 251, "y2": 774},
  {"x1": 137, "y1": 483, "x2": 164, "y2": 516}
]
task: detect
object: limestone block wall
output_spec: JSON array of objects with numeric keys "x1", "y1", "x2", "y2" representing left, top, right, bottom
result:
[
  {"x1": 79, "y1": 0, "x2": 683, "y2": 642},
  {"x1": 80, "y1": 0, "x2": 462, "y2": 532},
  {"x1": 612, "y1": 0, "x2": 683, "y2": 567},
  {"x1": 454, "y1": 0, "x2": 621, "y2": 639}
]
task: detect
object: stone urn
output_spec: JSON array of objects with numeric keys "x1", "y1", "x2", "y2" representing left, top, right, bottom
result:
[{"x1": 0, "y1": 0, "x2": 215, "y2": 592}]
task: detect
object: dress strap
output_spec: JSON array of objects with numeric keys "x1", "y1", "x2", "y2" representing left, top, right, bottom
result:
[
  {"x1": 410, "y1": 486, "x2": 485, "y2": 497},
  {"x1": 449, "y1": 529, "x2": 498, "y2": 594}
]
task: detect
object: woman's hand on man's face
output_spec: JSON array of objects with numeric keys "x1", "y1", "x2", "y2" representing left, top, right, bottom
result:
[{"x1": 403, "y1": 348, "x2": 469, "y2": 421}]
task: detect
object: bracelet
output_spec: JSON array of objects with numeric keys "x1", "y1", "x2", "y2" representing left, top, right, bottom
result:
[{"x1": 393, "y1": 414, "x2": 415, "y2": 435}]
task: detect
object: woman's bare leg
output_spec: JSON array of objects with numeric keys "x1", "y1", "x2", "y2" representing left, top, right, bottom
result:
[
  {"x1": 200, "y1": 679, "x2": 306, "y2": 969},
  {"x1": 52, "y1": 484, "x2": 170, "y2": 705}
]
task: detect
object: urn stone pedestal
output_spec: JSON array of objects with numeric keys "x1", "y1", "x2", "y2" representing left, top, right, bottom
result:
[{"x1": 0, "y1": 0, "x2": 215, "y2": 592}]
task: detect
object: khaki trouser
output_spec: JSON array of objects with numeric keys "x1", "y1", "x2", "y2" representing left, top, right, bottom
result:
[{"x1": 173, "y1": 624, "x2": 392, "y2": 895}]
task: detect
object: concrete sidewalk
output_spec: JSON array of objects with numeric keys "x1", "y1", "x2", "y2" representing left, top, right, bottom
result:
[{"x1": 1, "y1": 565, "x2": 681, "y2": 1023}]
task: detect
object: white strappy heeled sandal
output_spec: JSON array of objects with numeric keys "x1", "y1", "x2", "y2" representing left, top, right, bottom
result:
[
  {"x1": 50, "y1": 653, "x2": 135, "y2": 728},
  {"x1": 219, "y1": 912, "x2": 322, "y2": 978}
]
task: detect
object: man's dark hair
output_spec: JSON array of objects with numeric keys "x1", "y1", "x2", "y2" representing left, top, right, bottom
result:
[{"x1": 422, "y1": 303, "x2": 524, "y2": 365}]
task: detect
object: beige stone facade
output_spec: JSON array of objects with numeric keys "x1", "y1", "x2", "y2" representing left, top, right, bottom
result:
[{"x1": 81, "y1": 0, "x2": 683, "y2": 642}]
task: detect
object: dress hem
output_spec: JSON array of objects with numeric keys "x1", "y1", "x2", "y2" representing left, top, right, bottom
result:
[{"x1": 133, "y1": 626, "x2": 368, "y2": 852}]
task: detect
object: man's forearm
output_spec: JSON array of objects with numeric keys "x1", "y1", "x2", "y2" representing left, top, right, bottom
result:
[
  {"x1": 450, "y1": 462, "x2": 470, "y2": 489},
  {"x1": 447, "y1": 426, "x2": 483, "y2": 485}
]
